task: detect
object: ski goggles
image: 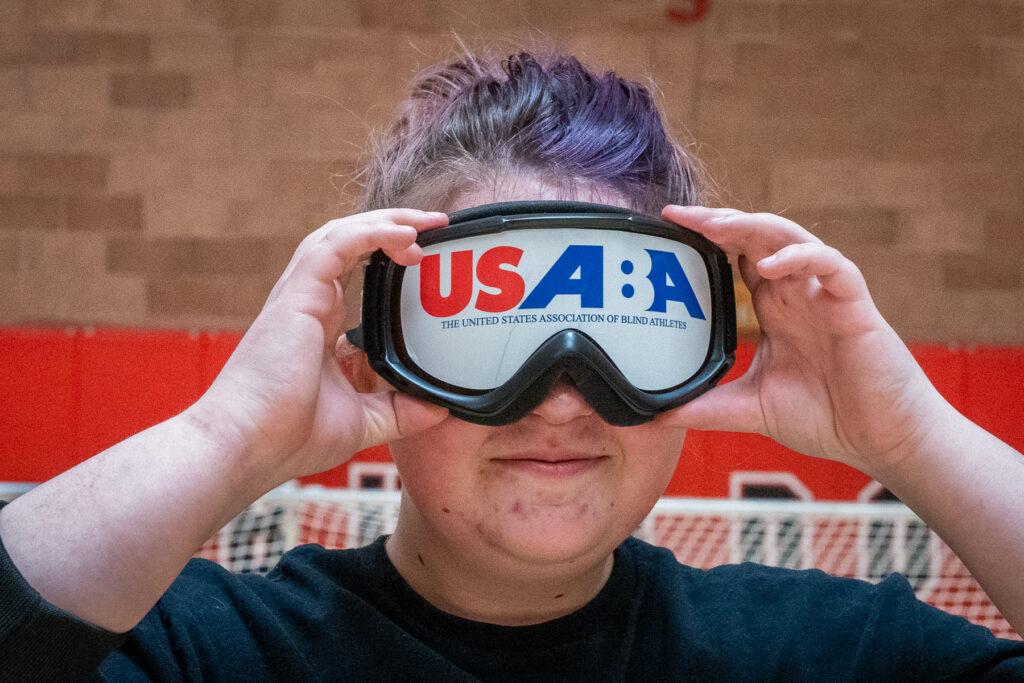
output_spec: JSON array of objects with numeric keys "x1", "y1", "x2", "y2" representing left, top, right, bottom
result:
[{"x1": 348, "y1": 200, "x2": 736, "y2": 426}]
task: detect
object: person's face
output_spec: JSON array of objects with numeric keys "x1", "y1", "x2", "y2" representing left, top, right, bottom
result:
[
  {"x1": 388, "y1": 381, "x2": 686, "y2": 566},
  {"x1": 373, "y1": 179, "x2": 687, "y2": 568}
]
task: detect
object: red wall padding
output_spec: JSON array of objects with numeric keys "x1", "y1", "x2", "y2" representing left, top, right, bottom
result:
[{"x1": 1, "y1": 328, "x2": 1021, "y2": 499}]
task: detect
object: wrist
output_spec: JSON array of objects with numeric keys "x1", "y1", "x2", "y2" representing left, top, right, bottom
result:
[
  {"x1": 865, "y1": 393, "x2": 966, "y2": 485},
  {"x1": 178, "y1": 401, "x2": 291, "y2": 498}
]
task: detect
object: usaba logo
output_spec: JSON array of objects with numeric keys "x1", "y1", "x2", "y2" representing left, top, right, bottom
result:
[
  {"x1": 399, "y1": 229, "x2": 714, "y2": 390},
  {"x1": 418, "y1": 242, "x2": 706, "y2": 320}
]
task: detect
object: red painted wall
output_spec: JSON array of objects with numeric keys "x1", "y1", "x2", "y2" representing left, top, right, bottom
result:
[{"x1": 1, "y1": 328, "x2": 1021, "y2": 499}]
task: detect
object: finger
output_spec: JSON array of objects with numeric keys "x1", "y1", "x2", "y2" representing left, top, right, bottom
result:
[
  {"x1": 357, "y1": 390, "x2": 449, "y2": 450},
  {"x1": 286, "y1": 221, "x2": 420, "y2": 296},
  {"x1": 736, "y1": 254, "x2": 764, "y2": 297},
  {"x1": 271, "y1": 222, "x2": 420, "y2": 331},
  {"x1": 318, "y1": 279, "x2": 348, "y2": 350},
  {"x1": 286, "y1": 212, "x2": 444, "y2": 283},
  {"x1": 356, "y1": 208, "x2": 449, "y2": 229},
  {"x1": 756, "y1": 243, "x2": 869, "y2": 302},
  {"x1": 381, "y1": 240, "x2": 423, "y2": 267},
  {"x1": 654, "y1": 375, "x2": 765, "y2": 434},
  {"x1": 662, "y1": 205, "x2": 822, "y2": 262},
  {"x1": 268, "y1": 210, "x2": 447, "y2": 302}
]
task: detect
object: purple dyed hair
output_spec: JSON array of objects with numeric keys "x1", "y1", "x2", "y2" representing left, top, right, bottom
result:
[{"x1": 361, "y1": 52, "x2": 705, "y2": 215}]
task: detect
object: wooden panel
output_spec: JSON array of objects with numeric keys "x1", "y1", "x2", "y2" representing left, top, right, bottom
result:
[
  {"x1": 912, "y1": 344, "x2": 968, "y2": 411},
  {"x1": 0, "y1": 327, "x2": 77, "y2": 482},
  {"x1": 2, "y1": 329, "x2": 1023, "y2": 499},
  {"x1": 199, "y1": 330, "x2": 241, "y2": 387},
  {"x1": 77, "y1": 329, "x2": 204, "y2": 459},
  {"x1": 964, "y1": 347, "x2": 1024, "y2": 452}
]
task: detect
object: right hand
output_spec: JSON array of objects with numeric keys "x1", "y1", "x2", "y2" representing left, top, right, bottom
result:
[{"x1": 188, "y1": 209, "x2": 451, "y2": 482}]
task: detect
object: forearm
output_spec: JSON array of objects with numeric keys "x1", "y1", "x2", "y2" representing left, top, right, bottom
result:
[
  {"x1": 873, "y1": 402, "x2": 1024, "y2": 637},
  {"x1": 0, "y1": 407, "x2": 281, "y2": 633}
]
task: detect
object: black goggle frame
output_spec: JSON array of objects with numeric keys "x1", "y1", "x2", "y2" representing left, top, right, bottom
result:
[{"x1": 348, "y1": 200, "x2": 737, "y2": 426}]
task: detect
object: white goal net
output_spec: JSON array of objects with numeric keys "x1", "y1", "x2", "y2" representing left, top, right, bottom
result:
[{"x1": 0, "y1": 483, "x2": 1016, "y2": 640}]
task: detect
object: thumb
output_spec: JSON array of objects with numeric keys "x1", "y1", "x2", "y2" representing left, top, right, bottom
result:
[
  {"x1": 655, "y1": 376, "x2": 764, "y2": 434},
  {"x1": 357, "y1": 390, "x2": 449, "y2": 450}
]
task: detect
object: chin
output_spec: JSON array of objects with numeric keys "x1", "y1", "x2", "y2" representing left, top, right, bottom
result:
[{"x1": 479, "y1": 502, "x2": 627, "y2": 566}]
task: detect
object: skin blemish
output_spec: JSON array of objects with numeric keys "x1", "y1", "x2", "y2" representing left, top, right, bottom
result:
[
  {"x1": 442, "y1": 507, "x2": 451, "y2": 514},
  {"x1": 512, "y1": 501, "x2": 523, "y2": 514},
  {"x1": 554, "y1": 593, "x2": 565, "y2": 599},
  {"x1": 417, "y1": 553, "x2": 425, "y2": 566}
]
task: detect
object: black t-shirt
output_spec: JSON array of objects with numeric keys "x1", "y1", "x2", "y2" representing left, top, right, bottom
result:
[{"x1": 1, "y1": 532, "x2": 1022, "y2": 681}]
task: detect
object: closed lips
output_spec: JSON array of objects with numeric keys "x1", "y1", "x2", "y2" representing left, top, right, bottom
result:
[{"x1": 495, "y1": 453, "x2": 607, "y2": 463}]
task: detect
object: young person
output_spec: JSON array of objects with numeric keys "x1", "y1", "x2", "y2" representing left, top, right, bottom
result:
[{"x1": 1, "y1": 52, "x2": 1023, "y2": 680}]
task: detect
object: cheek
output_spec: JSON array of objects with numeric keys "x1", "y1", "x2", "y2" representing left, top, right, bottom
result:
[
  {"x1": 389, "y1": 417, "x2": 491, "y2": 506},
  {"x1": 616, "y1": 425, "x2": 687, "y2": 498}
]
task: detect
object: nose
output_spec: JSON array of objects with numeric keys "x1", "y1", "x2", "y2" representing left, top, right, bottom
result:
[{"x1": 529, "y1": 377, "x2": 596, "y2": 425}]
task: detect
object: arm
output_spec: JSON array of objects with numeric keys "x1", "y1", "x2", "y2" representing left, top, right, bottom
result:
[
  {"x1": 660, "y1": 205, "x2": 1024, "y2": 638},
  {"x1": 0, "y1": 209, "x2": 449, "y2": 635},
  {"x1": 0, "y1": 407, "x2": 272, "y2": 634},
  {"x1": 875, "y1": 405, "x2": 1024, "y2": 638}
]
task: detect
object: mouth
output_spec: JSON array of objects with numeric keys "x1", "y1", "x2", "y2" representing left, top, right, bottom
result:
[{"x1": 491, "y1": 453, "x2": 609, "y2": 477}]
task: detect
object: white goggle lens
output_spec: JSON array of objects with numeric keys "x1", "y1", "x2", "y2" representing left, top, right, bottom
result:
[{"x1": 398, "y1": 228, "x2": 714, "y2": 392}]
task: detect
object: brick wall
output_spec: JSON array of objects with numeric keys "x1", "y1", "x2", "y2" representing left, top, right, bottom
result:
[{"x1": 1, "y1": 1, "x2": 1022, "y2": 342}]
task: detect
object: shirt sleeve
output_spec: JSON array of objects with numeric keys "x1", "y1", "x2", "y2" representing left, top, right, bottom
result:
[
  {"x1": 780, "y1": 567, "x2": 1024, "y2": 679},
  {"x1": 670, "y1": 555, "x2": 1024, "y2": 680},
  {"x1": 902, "y1": 578, "x2": 1024, "y2": 680},
  {"x1": 0, "y1": 513, "x2": 127, "y2": 682}
]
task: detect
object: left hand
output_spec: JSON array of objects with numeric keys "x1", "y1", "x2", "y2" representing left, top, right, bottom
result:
[{"x1": 657, "y1": 205, "x2": 950, "y2": 476}]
